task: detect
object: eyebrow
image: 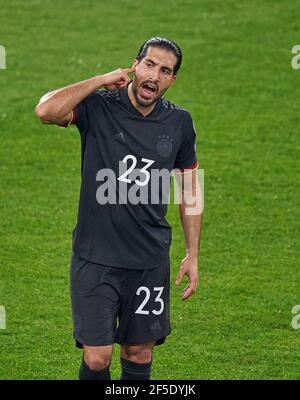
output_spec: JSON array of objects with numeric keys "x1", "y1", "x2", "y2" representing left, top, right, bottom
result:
[{"x1": 144, "y1": 57, "x2": 173, "y2": 73}]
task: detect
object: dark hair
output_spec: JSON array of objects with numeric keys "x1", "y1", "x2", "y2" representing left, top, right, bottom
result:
[{"x1": 136, "y1": 37, "x2": 182, "y2": 74}]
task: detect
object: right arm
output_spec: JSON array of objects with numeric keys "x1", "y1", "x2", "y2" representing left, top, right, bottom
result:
[{"x1": 35, "y1": 67, "x2": 135, "y2": 126}]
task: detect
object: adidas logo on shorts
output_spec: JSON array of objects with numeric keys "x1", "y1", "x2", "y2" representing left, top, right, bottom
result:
[{"x1": 150, "y1": 320, "x2": 162, "y2": 330}]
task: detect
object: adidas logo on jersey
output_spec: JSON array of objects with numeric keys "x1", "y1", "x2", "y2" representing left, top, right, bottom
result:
[{"x1": 113, "y1": 131, "x2": 126, "y2": 142}]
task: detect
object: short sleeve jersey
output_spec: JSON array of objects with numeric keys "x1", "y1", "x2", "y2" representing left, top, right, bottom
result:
[{"x1": 69, "y1": 86, "x2": 198, "y2": 270}]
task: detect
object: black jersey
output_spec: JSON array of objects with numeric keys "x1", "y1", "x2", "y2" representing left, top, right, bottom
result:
[{"x1": 69, "y1": 86, "x2": 198, "y2": 270}]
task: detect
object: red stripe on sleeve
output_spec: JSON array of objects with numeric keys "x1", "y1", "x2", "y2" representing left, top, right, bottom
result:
[
  {"x1": 71, "y1": 109, "x2": 77, "y2": 124},
  {"x1": 177, "y1": 160, "x2": 199, "y2": 172}
]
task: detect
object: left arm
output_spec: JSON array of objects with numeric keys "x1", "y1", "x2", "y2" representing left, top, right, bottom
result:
[{"x1": 175, "y1": 167, "x2": 203, "y2": 300}]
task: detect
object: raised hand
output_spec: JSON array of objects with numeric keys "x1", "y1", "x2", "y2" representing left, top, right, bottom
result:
[{"x1": 102, "y1": 66, "x2": 135, "y2": 91}]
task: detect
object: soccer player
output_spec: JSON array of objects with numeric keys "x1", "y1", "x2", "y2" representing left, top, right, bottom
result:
[{"x1": 35, "y1": 37, "x2": 202, "y2": 380}]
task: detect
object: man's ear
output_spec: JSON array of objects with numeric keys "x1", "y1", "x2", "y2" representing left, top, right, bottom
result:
[
  {"x1": 132, "y1": 59, "x2": 139, "y2": 69},
  {"x1": 171, "y1": 74, "x2": 177, "y2": 85}
]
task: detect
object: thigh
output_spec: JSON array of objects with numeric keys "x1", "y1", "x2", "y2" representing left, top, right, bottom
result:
[
  {"x1": 70, "y1": 252, "x2": 121, "y2": 347},
  {"x1": 115, "y1": 260, "x2": 171, "y2": 346}
]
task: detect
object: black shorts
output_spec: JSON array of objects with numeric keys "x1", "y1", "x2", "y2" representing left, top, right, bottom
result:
[{"x1": 70, "y1": 251, "x2": 171, "y2": 348}]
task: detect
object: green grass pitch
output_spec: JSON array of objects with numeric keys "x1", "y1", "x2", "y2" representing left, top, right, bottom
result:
[{"x1": 0, "y1": 0, "x2": 299, "y2": 379}]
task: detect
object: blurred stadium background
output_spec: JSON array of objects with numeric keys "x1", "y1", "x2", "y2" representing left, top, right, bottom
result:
[{"x1": 0, "y1": 0, "x2": 299, "y2": 379}]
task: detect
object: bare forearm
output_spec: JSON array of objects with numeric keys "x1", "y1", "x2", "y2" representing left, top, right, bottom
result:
[
  {"x1": 35, "y1": 75, "x2": 105, "y2": 122},
  {"x1": 179, "y1": 201, "x2": 202, "y2": 258},
  {"x1": 175, "y1": 168, "x2": 203, "y2": 299}
]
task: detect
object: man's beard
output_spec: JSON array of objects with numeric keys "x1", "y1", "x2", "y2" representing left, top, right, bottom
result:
[{"x1": 131, "y1": 80, "x2": 166, "y2": 108}]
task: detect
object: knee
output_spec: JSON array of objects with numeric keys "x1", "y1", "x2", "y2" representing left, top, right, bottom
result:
[
  {"x1": 84, "y1": 349, "x2": 112, "y2": 371},
  {"x1": 122, "y1": 344, "x2": 153, "y2": 364}
]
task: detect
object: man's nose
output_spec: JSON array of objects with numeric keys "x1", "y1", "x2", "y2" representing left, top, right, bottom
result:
[{"x1": 149, "y1": 67, "x2": 160, "y2": 82}]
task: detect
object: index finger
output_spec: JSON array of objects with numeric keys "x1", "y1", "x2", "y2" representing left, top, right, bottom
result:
[
  {"x1": 181, "y1": 287, "x2": 195, "y2": 300},
  {"x1": 123, "y1": 66, "x2": 135, "y2": 74},
  {"x1": 181, "y1": 279, "x2": 197, "y2": 301}
]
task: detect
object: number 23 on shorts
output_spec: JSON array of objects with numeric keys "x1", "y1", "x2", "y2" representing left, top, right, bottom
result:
[{"x1": 135, "y1": 286, "x2": 164, "y2": 315}]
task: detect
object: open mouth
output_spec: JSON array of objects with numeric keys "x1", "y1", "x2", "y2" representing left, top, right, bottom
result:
[{"x1": 141, "y1": 82, "x2": 157, "y2": 98}]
